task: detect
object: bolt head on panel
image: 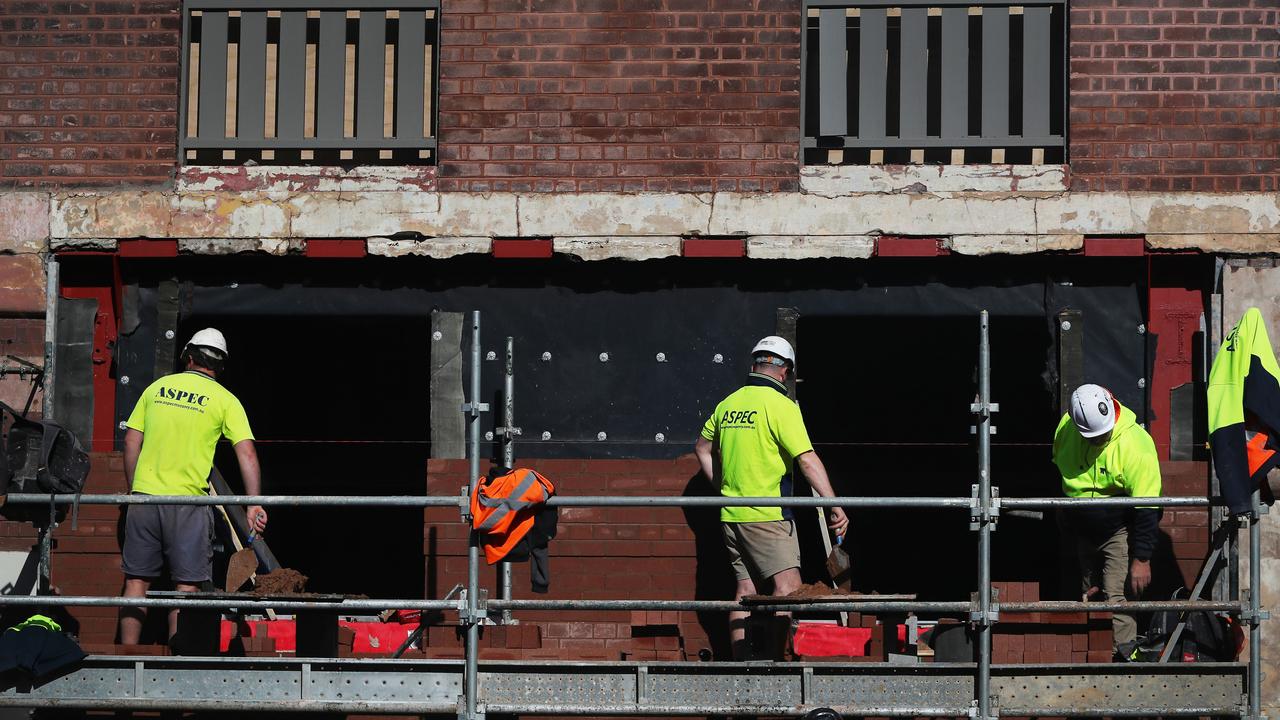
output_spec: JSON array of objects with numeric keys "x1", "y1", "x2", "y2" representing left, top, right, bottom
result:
[
  {"x1": 713, "y1": 354, "x2": 724, "y2": 364},
  {"x1": 432, "y1": 331, "x2": 443, "y2": 341},
  {"x1": 541, "y1": 352, "x2": 552, "y2": 362}
]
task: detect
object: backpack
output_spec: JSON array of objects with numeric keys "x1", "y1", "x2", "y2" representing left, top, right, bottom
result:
[
  {"x1": 0, "y1": 402, "x2": 91, "y2": 525},
  {"x1": 1134, "y1": 588, "x2": 1236, "y2": 662}
]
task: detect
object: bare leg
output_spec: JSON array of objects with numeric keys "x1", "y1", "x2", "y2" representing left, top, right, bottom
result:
[
  {"x1": 119, "y1": 577, "x2": 151, "y2": 645},
  {"x1": 171, "y1": 583, "x2": 201, "y2": 642},
  {"x1": 771, "y1": 567, "x2": 802, "y2": 597},
  {"x1": 730, "y1": 577, "x2": 758, "y2": 660}
]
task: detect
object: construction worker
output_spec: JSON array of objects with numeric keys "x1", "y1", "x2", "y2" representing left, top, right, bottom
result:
[
  {"x1": 1053, "y1": 383, "x2": 1161, "y2": 659},
  {"x1": 118, "y1": 329, "x2": 268, "y2": 645},
  {"x1": 695, "y1": 335, "x2": 848, "y2": 659}
]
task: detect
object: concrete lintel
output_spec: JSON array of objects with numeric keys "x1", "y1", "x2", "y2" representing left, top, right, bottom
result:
[
  {"x1": 518, "y1": 193, "x2": 713, "y2": 237},
  {"x1": 711, "y1": 193, "x2": 1041, "y2": 236},
  {"x1": 947, "y1": 234, "x2": 1085, "y2": 255},
  {"x1": 367, "y1": 236, "x2": 492, "y2": 258},
  {"x1": 800, "y1": 164, "x2": 1069, "y2": 196},
  {"x1": 49, "y1": 237, "x2": 118, "y2": 251},
  {"x1": 1147, "y1": 233, "x2": 1280, "y2": 253},
  {"x1": 553, "y1": 236, "x2": 682, "y2": 261},
  {"x1": 746, "y1": 236, "x2": 876, "y2": 259},
  {"x1": 0, "y1": 192, "x2": 51, "y2": 253},
  {"x1": 176, "y1": 238, "x2": 304, "y2": 255},
  {"x1": 177, "y1": 165, "x2": 436, "y2": 193}
]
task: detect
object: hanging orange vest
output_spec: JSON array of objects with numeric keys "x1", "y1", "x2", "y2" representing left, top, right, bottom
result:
[
  {"x1": 470, "y1": 468, "x2": 554, "y2": 564},
  {"x1": 1246, "y1": 431, "x2": 1277, "y2": 478}
]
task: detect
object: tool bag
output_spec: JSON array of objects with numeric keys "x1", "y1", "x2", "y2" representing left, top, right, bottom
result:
[
  {"x1": 1131, "y1": 588, "x2": 1237, "y2": 662},
  {"x1": 0, "y1": 402, "x2": 91, "y2": 524}
]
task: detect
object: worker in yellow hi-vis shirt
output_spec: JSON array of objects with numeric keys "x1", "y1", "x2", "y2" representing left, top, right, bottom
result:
[
  {"x1": 695, "y1": 336, "x2": 848, "y2": 659},
  {"x1": 118, "y1": 328, "x2": 268, "y2": 645}
]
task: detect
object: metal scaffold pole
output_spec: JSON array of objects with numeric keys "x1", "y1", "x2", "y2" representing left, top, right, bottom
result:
[
  {"x1": 1248, "y1": 489, "x2": 1265, "y2": 720},
  {"x1": 975, "y1": 310, "x2": 996, "y2": 720},
  {"x1": 499, "y1": 335, "x2": 516, "y2": 624},
  {"x1": 463, "y1": 310, "x2": 485, "y2": 720}
]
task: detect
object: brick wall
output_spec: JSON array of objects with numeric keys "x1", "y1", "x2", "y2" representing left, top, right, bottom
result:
[
  {"x1": 436, "y1": 0, "x2": 802, "y2": 192},
  {"x1": 1068, "y1": 0, "x2": 1279, "y2": 191},
  {"x1": 0, "y1": 0, "x2": 180, "y2": 189},
  {"x1": 426, "y1": 457, "x2": 721, "y2": 659},
  {"x1": 0, "y1": 317, "x2": 44, "y2": 415}
]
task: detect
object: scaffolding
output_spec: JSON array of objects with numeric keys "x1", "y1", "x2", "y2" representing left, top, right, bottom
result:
[{"x1": 0, "y1": 311, "x2": 1264, "y2": 719}]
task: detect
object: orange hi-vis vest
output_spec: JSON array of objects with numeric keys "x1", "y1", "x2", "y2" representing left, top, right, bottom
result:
[
  {"x1": 1246, "y1": 431, "x2": 1277, "y2": 477},
  {"x1": 470, "y1": 468, "x2": 554, "y2": 564}
]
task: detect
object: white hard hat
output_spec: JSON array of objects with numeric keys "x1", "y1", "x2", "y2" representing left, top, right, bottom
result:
[
  {"x1": 185, "y1": 328, "x2": 228, "y2": 357},
  {"x1": 752, "y1": 335, "x2": 796, "y2": 366},
  {"x1": 1070, "y1": 384, "x2": 1118, "y2": 438}
]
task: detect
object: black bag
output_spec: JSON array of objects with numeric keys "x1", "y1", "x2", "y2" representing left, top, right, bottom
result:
[
  {"x1": 0, "y1": 402, "x2": 91, "y2": 524},
  {"x1": 1137, "y1": 589, "x2": 1235, "y2": 662}
]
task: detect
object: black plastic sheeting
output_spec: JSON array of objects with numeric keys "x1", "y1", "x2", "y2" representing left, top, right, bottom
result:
[{"x1": 112, "y1": 255, "x2": 1148, "y2": 461}]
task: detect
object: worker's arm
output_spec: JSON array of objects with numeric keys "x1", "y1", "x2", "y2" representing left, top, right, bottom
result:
[
  {"x1": 1126, "y1": 434, "x2": 1163, "y2": 595},
  {"x1": 796, "y1": 451, "x2": 849, "y2": 535},
  {"x1": 694, "y1": 436, "x2": 717, "y2": 487},
  {"x1": 123, "y1": 429, "x2": 143, "y2": 487},
  {"x1": 233, "y1": 439, "x2": 268, "y2": 533}
]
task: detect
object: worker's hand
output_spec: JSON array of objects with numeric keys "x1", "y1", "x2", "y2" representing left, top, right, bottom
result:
[
  {"x1": 246, "y1": 505, "x2": 268, "y2": 534},
  {"x1": 1128, "y1": 559, "x2": 1151, "y2": 596},
  {"x1": 827, "y1": 506, "x2": 849, "y2": 538},
  {"x1": 1083, "y1": 585, "x2": 1100, "y2": 602}
]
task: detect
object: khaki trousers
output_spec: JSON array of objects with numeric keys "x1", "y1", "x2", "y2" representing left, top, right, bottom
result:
[{"x1": 1076, "y1": 525, "x2": 1137, "y2": 649}]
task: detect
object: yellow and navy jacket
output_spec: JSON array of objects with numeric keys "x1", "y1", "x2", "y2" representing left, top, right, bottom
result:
[{"x1": 1208, "y1": 308, "x2": 1280, "y2": 515}]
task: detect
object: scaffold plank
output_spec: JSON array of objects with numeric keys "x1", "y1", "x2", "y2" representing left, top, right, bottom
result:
[{"x1": 0, "y1": 657, "x2": 1247, "y2": 716}]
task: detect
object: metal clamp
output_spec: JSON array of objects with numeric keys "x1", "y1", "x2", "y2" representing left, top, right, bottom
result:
[
  {"x1": 495, "y1": 426, "x2": 522, "y2": 440},
  {"x1": 458, "y1": 697, "x2": 486, "y2": 720},
  {"x1": 1241, "y1": 591, "x2": 1270, "y2": 622},
  {"x1": 969, "y1": 401, "x2": 1000, "y2": 415},
  {"x1": 969, "y1": 606, "x2": 1000, "y2": 625},
  {"x1": 459, "y1": 588, "x2": 489, "y2": 624},
  {"x1": 969, "y1": 485, "x2": 1001, "y2": 530},
  {"x1": 461, "y1": 487, "x2": 473, "y2": 523},
  {"x1": 461, "y1": 401, "x2": 490, "y2": 417}
]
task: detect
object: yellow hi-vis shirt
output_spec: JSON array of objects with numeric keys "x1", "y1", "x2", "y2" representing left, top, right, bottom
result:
[
  {"x1": 125, "y1": 371, "x2": 254, "y2": 496},
  {"x1": 701, "y1": 373, "x2": 814, "y2": 523}
]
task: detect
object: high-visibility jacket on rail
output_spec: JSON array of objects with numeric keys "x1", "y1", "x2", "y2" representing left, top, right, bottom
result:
[
  {"x1": 470, "y1": 467, "x2": 555, "y2": 564},
  {"x1": 1208, "y1": 308, "x2": 1280, "y2": 515}
]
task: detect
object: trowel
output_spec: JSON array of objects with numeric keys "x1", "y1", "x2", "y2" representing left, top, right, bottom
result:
[
  {"x1": 225, "y1": 528, "x2": 259, "y2": 593},
  {"x1": 825, "y1": 532, "x2": 853, "y2": 591}
]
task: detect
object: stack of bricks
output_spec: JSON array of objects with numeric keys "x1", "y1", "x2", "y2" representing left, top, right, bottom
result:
[
  {"x1": 425, "y1": 457, "x2": 714, "y2": 658},
  {"x1": 1160, "y1": 461, "x2": 1213, "y2": 586},
  {"x1": 42, "y1": 452, "x2": 128, "y2": 646},
  {"x1": 992, "y1": 582, "x2": 1113, "y2": 664}
]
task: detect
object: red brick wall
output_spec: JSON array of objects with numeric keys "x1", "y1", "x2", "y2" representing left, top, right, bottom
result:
[
  {"x1": 426, "y1": 457, "x2": 720, "y2": 660},
  {"x1": 435, "y1": 0, "x2": 802, "y2": 193},
  {"x1": 0, "y1": 0, "x2": 180, "y2": 188},
  {"x1": 1068, "y1": 0, "x2": 1279, "y2": 191},
  {"x1": 0, "y1": 316, "x2": 45, "y2": 416}
]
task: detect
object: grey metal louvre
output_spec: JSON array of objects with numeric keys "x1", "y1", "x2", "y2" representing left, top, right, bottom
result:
[
  {"x1": 179, "y1": 1, "x2": 438, "y2": 164},
  {"x1": 802, "y1": 0, "x2": 1066, "y2": 163}
]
